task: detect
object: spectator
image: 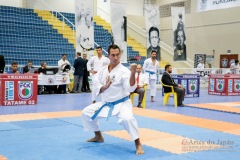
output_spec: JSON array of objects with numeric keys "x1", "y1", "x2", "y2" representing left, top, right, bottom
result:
[
  {"x1": 7, "y1": 62, "x2": 20, "y2": 74},
  {"x1": 23, "y1": 61, "x2": 34, "y2": 73}
]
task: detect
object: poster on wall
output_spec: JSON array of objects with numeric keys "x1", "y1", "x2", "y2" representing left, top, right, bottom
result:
[
  {"x1": 220, "y1": 54, "x2": 238, "y2": 68},
  {"x1": 194, "y1": 54, "x2": 206, "y2": 68},
  {"x1": 171, "y1": 7, "x2": 187, "y2": 61},
  {"x1": 198, "y1": 0, "x2": 240, "y2": 12},
  {"x1": 75, "y1": 0, "x2": 94, "y2": 58},
  {"x1": 206, "y1": 55, "x2": 214, "y2": 68},
  {"x1": 144, "y1": 4, "x2": 161, "y2": 61},
  {"x1": 110, "y1": 1, "x2": 127, "y2": 63}
]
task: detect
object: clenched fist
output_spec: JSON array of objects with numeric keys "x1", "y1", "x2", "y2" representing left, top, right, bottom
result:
[{"x1": 130, "y1": 63, "x2": 137, "y2": 73}]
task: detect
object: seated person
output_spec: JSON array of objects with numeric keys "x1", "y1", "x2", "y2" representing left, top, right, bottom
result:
[
  {"x1": 38, "y1": 62, "x2": 55, "y2": 94},
  {"x1": 7, "y1": 62, "x2": 20, "y2": 74},
  {"x1": 38, "y1": 61, "x2": 47, "y2": 73},
  {"x1": 23, "y1": 60, "x2": 34, "y2": 73},
  {"x1": 230, "y1": 59, "x2": 239, "y2": 74},
  {"x1": 131, "y1": 64, "x2": 148, "y2": 108},
  {"x1": 161, "y1": 64, "x2": 185, "y2": 107}
]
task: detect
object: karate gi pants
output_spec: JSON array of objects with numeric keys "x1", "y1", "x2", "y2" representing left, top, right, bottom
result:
[{"x1": 82, "y1": 99, "x2": 139, "y2": 141}]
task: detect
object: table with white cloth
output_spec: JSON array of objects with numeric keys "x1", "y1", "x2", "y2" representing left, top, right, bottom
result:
[{"x1": 38, "y1": 73, "x2": 70, "y2": 85}]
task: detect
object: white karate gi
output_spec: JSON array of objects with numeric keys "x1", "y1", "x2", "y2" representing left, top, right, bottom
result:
[
  {"x1": 87, "y1": 55, "x2": 110, "y2": 101},
  {"x1": 82, "y1": 63, "x2": 139, "y2": 141},
  {"x1": 142, "y1": 58, "x2": 159, "y2": 97}
]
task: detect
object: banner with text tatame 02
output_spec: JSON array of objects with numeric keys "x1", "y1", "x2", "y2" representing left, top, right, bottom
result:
[
  {"x1": 144, "y1": 4, "x2": 161, "y2": 61},
  {"x1": 75, "y1": 0, "x2": 94, "y2": 59},
  {"x1": 110, "y1": 2, "x2": 127, "y2": 63},
  {"x1": 171, "y1": 7, "x2": 187, "y2": 61}
]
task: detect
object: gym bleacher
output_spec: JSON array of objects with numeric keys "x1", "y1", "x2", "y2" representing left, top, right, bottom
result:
[{"x1": 0, "y1": 6, "x2": 145, "y2": 68}]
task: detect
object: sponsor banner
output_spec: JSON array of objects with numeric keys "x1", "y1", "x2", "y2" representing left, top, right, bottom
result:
[
  {"x1": 75, "y1": 0, "x2": 94, "y2": 58},
  {"x1": 198, "y1": 0, "x2": 240, "y2": 12},
  {"x1": 110, "y1": 1, "x2": 127, "y2": 63},
  {"x1": 234, "y1": 79, "x2": 240, "y2": 92},
  {"x1": 5, "y1": 81, "x2": 14, "y2": 100},
  {"x1": 0, "y1": 74, "x2": 38, "y2": 106},
  {"x1": 188, "y1": 79, "x2": 198, "y2": 94},
  {"x1": 216, "y1": 79, "x2": 225, "y2": 92},
  {"x1": 18, "y1": 81, "x2": 33, "y2": 100},
  {"x1": 144, "y1": 4, "x2": 161, "y2": 61},
  {"x1": 228, "y1": 79, "x2": 233, "y2": 92},
  {"x1": 209, "y1": 78, "x2": 215, "y2": 91},
  {"x1": 171, "y1": 7, "x2": 187, "y2": 61}
]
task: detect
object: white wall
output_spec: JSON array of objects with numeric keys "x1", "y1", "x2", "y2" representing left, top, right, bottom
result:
[
  {"x1": 0, "y1": 0, "x2": 22, "y2": 7},
  {"x1": 97, "y1": 0, "x2": 144, "y2": 23},
  {"x1": 23, "y1": 0, "x2": 75, "y2": 13}
]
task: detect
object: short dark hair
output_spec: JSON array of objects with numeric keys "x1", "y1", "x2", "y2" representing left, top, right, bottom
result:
[
  {"x1": 41, "y1": 61, "x2": 46, "y2": 67},
  {"x1": 83, "y1": 53, "x2": 87, "y2": 56},
  {"x1": 77, "y1": 52, "x2": 81, "y2": 56},
  {"x1": 108, "y1": 44, "x2": 120, "y2": 55},
  {"x1": 165, "y1": 64, "x2": 171, "y2": 71},
  {"x1": 149, "y1": 27, "x2": 159, "y2": 38},
  {"x1": 235, "y1": 60, "x2": 239, "y2": 63},
  {"x1": 62, "y1": 54, "x2": 66, "y2": 57},
  {"x1": 28, "y1": 60, "x2": 32, "y2": 63},
  {"x1": 11, "y1": 61, "x2": 18, "y2": 66},
  {"x1": 96, "y1": 46, "x2": 102, "y2": 50},
  {"x1": 151, "y1": 50, "x2": 157, "y2": 55}
]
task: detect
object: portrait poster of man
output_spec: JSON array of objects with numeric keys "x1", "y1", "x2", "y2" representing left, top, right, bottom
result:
[
  {"x1": 194, "y1": 54, "x2": 206, "y2": 68},
  {"x1": 75, "y1": 0, "x2": 94, "y2": 58},
  {"x1": 144, "y1": 4, "x2": 161, "y2": 61},
  {"x1": 110, "y1": 2, "x2": 127, "y2": 63},
  {"x1": 171, "y1": 7, "x2": 187, "y2": 61}
]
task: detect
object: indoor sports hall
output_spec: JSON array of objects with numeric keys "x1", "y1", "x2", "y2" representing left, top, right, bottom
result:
[{"x1": 0, "y1": 0, "x2": 240, "y2": 160}]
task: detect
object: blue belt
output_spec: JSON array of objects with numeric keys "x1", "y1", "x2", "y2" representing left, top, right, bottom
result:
[
  {"x1": 146, "y1": 70, "x2": 155, "y2": 77},
  {"x1": 91, "y1": 96, "x2": 129, "y2": 121}
]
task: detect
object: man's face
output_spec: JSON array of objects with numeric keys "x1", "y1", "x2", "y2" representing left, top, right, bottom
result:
[
  {"x1": 83, "y1": 54, "x2": 87, "y2": 60},
  {"x1": 12, "y1": 64, "x2": 18, "y2": 72},
  {"x1": 43, "y1": 63, "x2": 47, "y2": 69},
  {"x1": 62, "y1": 55, "x2": 67, "y2": 61},
  {"x1": 28, "y1": 62, "x2": 32, "y2": 67},
  {"x1": 136, "y1": 65, "x2": 142, "y2": 73},
  {"x1": 151, "y1": 52, "x2": 157, "y2": 59},
  {"x1": 149, "y1": 30, "x2": 159, "y2": 48},
  {"x1": 108, "y1": 48, "x2": 121, "y2": 65},
  {"x1": 167, "y1": 66, "x2": 172, "y2": 73},
  {"x1": 96, "y1": 48, "x2": 102, "y2": 55},
  {"x1": 177, "y1": 30, "x2": 184, "y2": 45}
]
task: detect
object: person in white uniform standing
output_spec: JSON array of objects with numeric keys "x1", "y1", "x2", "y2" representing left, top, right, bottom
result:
[
  {"x1": 143, "y1": 50, "x2": 159, "y2": 102},
  {"x1": 82, "y1": 44, "x2": 144, "y2": 155},
  {"x1": 87, "y1": 46, "x2": 110, "y2": 103}
]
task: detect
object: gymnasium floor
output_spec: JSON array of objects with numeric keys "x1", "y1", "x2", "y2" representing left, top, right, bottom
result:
[{"x1": 0, "y1": 89, "x2": 240, "y2": 160}]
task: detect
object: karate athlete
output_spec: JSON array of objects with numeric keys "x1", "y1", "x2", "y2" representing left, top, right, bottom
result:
[
  {"x1": 142, "y1": 50, "x2": 159, "y2": 102},
  {"x1": 82, "y1": 44, "x2": 144, "y2": 155},
  {"x1": 87, "y1": 46, "x2": 110, "y2": 103}
]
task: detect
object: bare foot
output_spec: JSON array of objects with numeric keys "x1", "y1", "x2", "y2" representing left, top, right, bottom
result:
[
  {"x1": 87, "y1": 136, "x2": 104, "y2": 142},
  {"x1": 135, "y1": 138, "x2": 144, "y2": 155},
  {"x1": 87, "y1": 131, "x2": 104, "y2": 142},
  {"x1": 136, "y1": 144, "x2": 144, "y2": 155}
]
